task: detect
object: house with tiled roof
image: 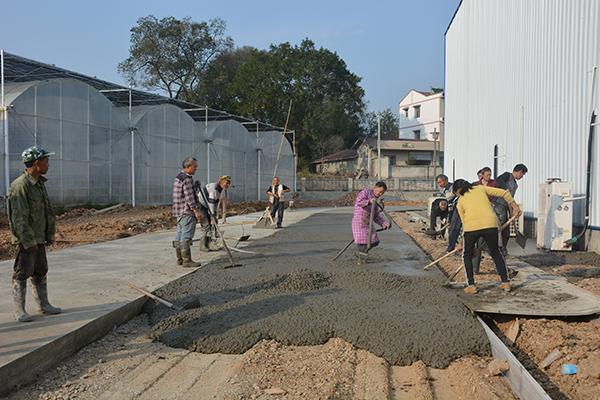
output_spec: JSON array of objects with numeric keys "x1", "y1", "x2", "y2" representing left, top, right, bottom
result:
[{"x1": 311, "y1": 137, "x2": 443, "y2": 179}]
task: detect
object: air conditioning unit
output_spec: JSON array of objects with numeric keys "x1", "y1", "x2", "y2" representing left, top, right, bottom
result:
[{"x1": 537, "y1": 180, "x2": 573, "y2": 251}]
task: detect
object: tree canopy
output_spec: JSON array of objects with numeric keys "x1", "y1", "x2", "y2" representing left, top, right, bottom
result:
[
  {"x1": 226, "y1": 39, "x2": 366, "y2": 168},
  {"x1": 362, "y1": 108, "x2": 399, "y2": 139},
  {"x1": 187, "y1": 46, "x2": 254, "y2": 111},
  {"x1": 118, "y1": 15, "x2": 233, "y2": 99}
]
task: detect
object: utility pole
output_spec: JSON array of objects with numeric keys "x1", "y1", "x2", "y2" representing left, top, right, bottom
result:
[
  {"x1": 377, "y1": 113, "x2": 381, "y2": 179},
  {"x1": 432, "y1": 127, "x2": 439, "y2": 179}
]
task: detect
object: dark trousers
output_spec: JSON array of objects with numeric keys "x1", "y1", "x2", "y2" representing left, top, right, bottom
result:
[
  {"x1": 199, "y1": 206, "x2": 211, "y2": 236},
  {"x1": 13, "y1": 244, "x2": 48, "y2": 281},
  {"x1": 446, "y1": 208, "x2": 462, "y2": 252},
  {"x1": 496, "y1": 205, "x2": 511, "y2": 250},
  {"x1": 270, "y1": 201, "x2": 284, "y2": 227},
  {"x1": 357, "y1": 241, "x2": 380, "y2": 253},
  {"x1": 462, "y1": 228, "x2": 509, "y2": 286}
]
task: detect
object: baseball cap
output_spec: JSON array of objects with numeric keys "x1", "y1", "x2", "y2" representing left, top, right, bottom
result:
[
  {"x1": 22, "y1": 146, "x2": 55, "y2": 163},
  {"x1": 219, "y1": 175, "x2": 232, "y2": 182}
]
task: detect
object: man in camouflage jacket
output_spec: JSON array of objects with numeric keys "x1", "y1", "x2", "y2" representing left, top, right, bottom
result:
[{"x1": 8, "y1": 146, "x2": 61, "y2": 322}]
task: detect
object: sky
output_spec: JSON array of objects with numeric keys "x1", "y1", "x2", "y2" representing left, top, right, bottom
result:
[{"x1": 0, "y1": 0, "x2": 461, "y2": 114}]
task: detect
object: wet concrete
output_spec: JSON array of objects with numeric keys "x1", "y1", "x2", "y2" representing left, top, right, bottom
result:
[
  {"x1": 145, "y1": 210, "x2": 491, "y2": 368},
  {"x1": 519, "y1": 251, "x2": 600, "y2": 278}
]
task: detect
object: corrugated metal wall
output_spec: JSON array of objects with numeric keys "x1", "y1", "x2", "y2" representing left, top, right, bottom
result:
[{"x1": 445, "y1": 0, "x2": 600, "y2": 227}]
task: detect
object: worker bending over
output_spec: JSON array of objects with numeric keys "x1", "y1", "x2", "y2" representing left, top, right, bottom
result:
[
  {"x1": 352, "y1": 181, "x2": 391, "y2": 264},
  {"x1": 197, "y1": 175, "x2": 231, "y2": 252},
  {"x1": 453, "y1": 179, "x2": 521, "y2": 293}
]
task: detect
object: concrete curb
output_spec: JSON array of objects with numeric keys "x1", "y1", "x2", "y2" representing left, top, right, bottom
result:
[{"x1": 0, "y1": 296, "x2": 147, "y2": 396}]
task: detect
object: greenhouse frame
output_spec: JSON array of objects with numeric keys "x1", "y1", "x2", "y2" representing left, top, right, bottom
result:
[{"x1": 0, "y1": 51, "x2": 295, "y2": 208}]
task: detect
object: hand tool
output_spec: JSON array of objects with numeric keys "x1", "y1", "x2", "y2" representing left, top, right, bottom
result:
[
  {"x1": 127, "y1": 283, "x2": 200, "y2": 311},
  {"x1": 423, "y1": 248, "x2": 459, "y2": 270},
  {"x1": 198, "y1": 188, "x2": 242, "y2": 268}
]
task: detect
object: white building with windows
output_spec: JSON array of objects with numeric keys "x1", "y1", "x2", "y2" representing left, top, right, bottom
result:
[{"x1": 398, "y1": 88, "x2": 444, "y2": 141}]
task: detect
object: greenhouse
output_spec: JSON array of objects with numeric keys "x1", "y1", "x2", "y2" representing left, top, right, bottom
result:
[{"x1": 0, "y1": 51, "x2": 294, "y2": 208}]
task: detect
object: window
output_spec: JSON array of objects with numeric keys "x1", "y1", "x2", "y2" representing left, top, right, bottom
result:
[
  {"x1": 389, "y1": 156, "x2": 396, "y2": 165},
  {"x1": 413, "y1": 130, "x2": 421, "y2": 139},
  {"x1": 403, "y1": 108, "x2": 409, "y2": 117},
  {"x1": 408, "y1": 151, "x2": 432, "y2": 165},
  {"x1": 413, "y1": 105, "x2": 421, "y2": 118}
]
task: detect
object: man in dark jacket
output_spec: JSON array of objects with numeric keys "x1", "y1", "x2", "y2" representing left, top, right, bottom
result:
[
  {"x1": 430, "y1": 198, "x2": 449, "y2": 237},
  {"x1": 493, "y1": 164, "x2": 528, "y2": 252},
  {"x1": 9, "y1": 146, "x2": 61, "y2": 322}
]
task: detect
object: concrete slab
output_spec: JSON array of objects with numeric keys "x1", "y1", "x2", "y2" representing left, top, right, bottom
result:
[
  {"x1": 0, "y1": 207, "x2": 330, "y2": 396},
  {"x1": 449, "y1": 262, "x2": 600, "y2": 316}
]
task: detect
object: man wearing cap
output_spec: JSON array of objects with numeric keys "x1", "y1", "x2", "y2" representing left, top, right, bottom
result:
[
  {"x1": 266, "y1": 176, "x2": 290, "y2": 229},
  {"x1": 172, "y1": 157, "x2": 202, "y2": 268},
  {"x1": 198, "y1": 175, "x2": 231, "y2": 252},
  {"x1": 8, "y1": 146, "x2": 61, "y2": 322}
]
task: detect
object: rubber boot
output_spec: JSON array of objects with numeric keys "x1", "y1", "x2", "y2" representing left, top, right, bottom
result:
[
  {"x1": 173, "y1": 241, "x2": 183, "y2": 265},
  {"x1": 208, "y1": 237, "x2": 221, "y2": 251},
  {"x1": 180, "y1": 241, "x2": 201, "y2": 268},
  {"x1": 31, "y1": 277, "x2": 62, "y2": 315},
  {"x1": 13, "y1": 279, "x2": 33, "y2": 322},
  {"x1": 199, "y1": 236, "x2": 210, "y2": 252},
  {"x1": 358, "y1": 252, "x2": 369, "y2": 265}
]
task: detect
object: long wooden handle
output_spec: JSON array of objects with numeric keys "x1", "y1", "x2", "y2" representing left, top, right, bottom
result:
[
  {"x1": 424, "y1": 248, "x2": 459, "y2": 270},
  {"x1": 127, "y1": 283, "x2": 176, "y2": 309}
]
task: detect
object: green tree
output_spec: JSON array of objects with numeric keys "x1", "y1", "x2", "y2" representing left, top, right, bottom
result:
[
  {"x1": 362, "y1": 108, "x2": 399, "y2": 139},
  {"x1": 227, "y1": 39, "x2": 366, "y2": 168},
  {"x1": 118, "y1": 15, "x2": 233, "y2": 99},
  {"x1": 188, "y1": 46, "x2": 254, "y2": 111}
]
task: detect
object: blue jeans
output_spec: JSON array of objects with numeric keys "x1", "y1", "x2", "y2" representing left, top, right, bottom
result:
[{"x1": 174, "y1": 214, "x2": 197, "y2": 243}]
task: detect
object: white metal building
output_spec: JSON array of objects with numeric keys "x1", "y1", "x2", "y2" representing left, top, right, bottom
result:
[{"x1": 444, "y1": 0, "x2": 600, "y2": 250}]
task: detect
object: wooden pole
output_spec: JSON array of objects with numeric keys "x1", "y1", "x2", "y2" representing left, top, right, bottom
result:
[{"x1": 272, "y1": 99, "x2": 293, "y2": 180}]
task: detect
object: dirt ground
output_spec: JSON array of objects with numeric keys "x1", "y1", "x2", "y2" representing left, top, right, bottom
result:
[
  {"x1": 395, "y1": 212, "x2": 600, "y2": 400},
  {"x1": 2, "y1": 200, "x2": 520, "y2": 400},
  {"x1": 5, "y1": 201, "x2": 600, "y2": 399}
]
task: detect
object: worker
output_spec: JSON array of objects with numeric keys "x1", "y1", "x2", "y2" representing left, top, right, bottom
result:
[
  {"x1": 472, "y1": 166, "x2": 499, "y2": 272},
  {"x1": 172, "y1": 157, "x2": 201, "y2": 268},
  {"x1": 217, "y1": 184, "x2": 229, "y2": 224},
  {"x1": 429, "y1": 198, "x2": 449, "y2": 238},
  {"x1": 198, "y1": 175, "x2": 231, "y2": 251},
  {"x1": 9, "y1": 146, "x2": 61, "y2": 322},
  {"x1": 266, "y1": 177, "x2": 290, "y2": 229},
  {"x1": 493, "y1": 164, "x2": 528, "y2": 254},
  {"x1": 453, "y1": 179, "x2": 521, "y2": 293},
  {"x1": 352, "y1": 181, "x2": 391, "y2": 264},
  {"x1": 436, "y1": 174, "x2": 459, "y2": 254}
]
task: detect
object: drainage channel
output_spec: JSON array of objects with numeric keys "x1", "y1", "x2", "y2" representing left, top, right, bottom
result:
[{"x1": 478, "y1": 315, "x2": 552, "y2": 400}]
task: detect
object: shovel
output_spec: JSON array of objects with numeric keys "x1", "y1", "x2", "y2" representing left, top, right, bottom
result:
[
  {"x1": 513, "y1": 221, "x2": 527, "y2": 249},
  {"x1": 198, "y1": 188, "x2": 242, "y2": 268},
  {"x1": 223, "y1": 235, "x2": 250, "y2": 242},
  {"x1": 127, "y1": 283, "x2": 200, "y2": 312}
]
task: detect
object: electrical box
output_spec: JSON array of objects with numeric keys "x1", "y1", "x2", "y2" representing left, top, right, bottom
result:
[{"x1": 537, "y1": 180, "x2": 573, "y2": 251}]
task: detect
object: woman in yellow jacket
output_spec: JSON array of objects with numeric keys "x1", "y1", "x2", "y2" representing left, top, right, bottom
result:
[{"x1": 453, "y1": 179, "x2": 521, "y2": 293}]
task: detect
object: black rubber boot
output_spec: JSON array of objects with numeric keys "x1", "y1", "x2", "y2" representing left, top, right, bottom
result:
[
  {"x1": 13, "y1": 279, "x2": 33, "y2": 322},
  {"x1": 173, "y1": 241, "x2": 183, "y2": 265},
  {"x1": 181, "y1": 241, "x2": 201, "y2": 268},
  {"x1": 31, "y1": 277, "x2": 62, "y2": 315},
  {"x1": 199, "y1": 236, "x2": 210, "y2": 252}
]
